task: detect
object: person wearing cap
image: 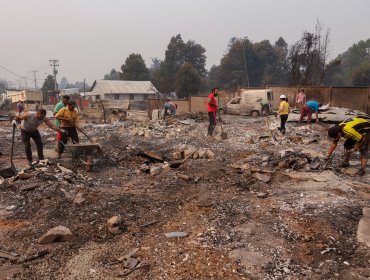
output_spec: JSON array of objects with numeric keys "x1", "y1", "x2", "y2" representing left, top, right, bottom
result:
[
  {"x1": 299, "y1": 100, "x2": 321, "y2": 124},
  {"x1": 326, "y1": 117, "x2": 370, "y2": 176},
  {"x1": 13, "y1": 109, "x2": 62, "y2": 165},
  {"x1": 276, "y1": 95, "x2": 289, "y2": 135},
  {"x1": 53, "y1": 95, "x2": 70, "y2": 149},
  {"x1": 55, "y1": 100, "x2": 81, "y2": 158}
]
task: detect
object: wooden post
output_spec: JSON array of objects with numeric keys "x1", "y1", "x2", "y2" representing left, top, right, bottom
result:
[{"x1": 329, "y1": 86, "x2": 332, "y2": 107}]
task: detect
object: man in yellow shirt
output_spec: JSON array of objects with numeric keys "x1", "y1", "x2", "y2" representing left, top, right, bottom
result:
[
  {"x1": 327, "y1": 117, "x2": 370, "y2": 176},
  {"x1": 55, "y1": 100, "x2": 81, "y2": 158},
  {"x1": 277, "y1": 95, "x2": 289, "y2": 135}
]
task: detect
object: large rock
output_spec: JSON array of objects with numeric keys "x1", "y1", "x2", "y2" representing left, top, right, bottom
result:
[
  {"x1": 252, "y1": 172, "x2": 271, "y2": 183},
  {"x1": 38, "y1": 226, "x2": 73, "y2": 244}
]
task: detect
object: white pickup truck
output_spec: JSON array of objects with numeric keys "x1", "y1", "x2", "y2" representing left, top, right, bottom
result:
[{"x1": 219, "y1": 89, "x2": 274, "y2": 116}]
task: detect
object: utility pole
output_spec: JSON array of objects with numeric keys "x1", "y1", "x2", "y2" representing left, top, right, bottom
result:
[
  {"x1": 30, "y1": 70, "x2": 38, "y2": 90},
  {"x1": 16, "y1": 80, "x2": 22, "y2": 90},
  {"x1": 49, "y1": 59, "x2": 59, "y2": 90},
  {"x1": 83, "y1": 78, "x2": 86, "y2": 96},
  {"x1": 242, "y1": 39, "x2": 250, "y2": 88},
  {"x1": 24, "y1": 75, "x2": 28, "y2": 89}
]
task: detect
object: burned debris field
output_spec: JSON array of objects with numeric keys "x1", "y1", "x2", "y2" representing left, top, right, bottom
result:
[{"x1": 0, "y1": 112, "x2": 369, "y2": 280}]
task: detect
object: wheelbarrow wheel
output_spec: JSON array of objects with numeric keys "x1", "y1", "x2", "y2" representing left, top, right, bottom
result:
[{"x1": 85, "y1": 154, "x2": 93, "y2": 172}]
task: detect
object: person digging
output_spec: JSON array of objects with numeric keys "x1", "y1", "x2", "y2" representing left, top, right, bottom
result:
[
  {"x1": 55, "y1": 100, "x2": 81, "y2": 159},
  {"x1": 326, "y1": 117, "x2": 370, "y2": 176},
  {"x1": 13, "y1": 109, "x2": 63, "y2": 166}
]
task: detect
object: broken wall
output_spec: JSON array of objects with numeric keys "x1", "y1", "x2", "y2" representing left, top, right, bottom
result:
[{"x1": 331, "y1": 87, "x2": 369, "y2": 113}]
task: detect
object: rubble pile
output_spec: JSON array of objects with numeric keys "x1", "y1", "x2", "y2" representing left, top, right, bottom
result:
[{"x1": 0, "y1": 112, "x2": 370, "y2": 279}]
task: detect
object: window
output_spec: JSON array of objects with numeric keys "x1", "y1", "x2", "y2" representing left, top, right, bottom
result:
[
  {"x1": 230, "y1": 98, "x2": 241, "y2": 104},
  {"x1": 114, "y1": 94, "x2": 120, "y2": 100},
  {"x1": 130, "y1": 94, "x2": 135, "y2": 100}
]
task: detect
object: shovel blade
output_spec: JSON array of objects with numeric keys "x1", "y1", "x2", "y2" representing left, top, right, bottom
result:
[{"x1": 0, "y1": 166, "x2": 17, "y2": 178}]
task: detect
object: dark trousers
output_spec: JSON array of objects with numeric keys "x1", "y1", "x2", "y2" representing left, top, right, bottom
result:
[
  {"x1": 21, "y1": 129, "x2": 44, "y2": 163},
  {"x1": 208, "y1": 112, "x2": 217, "y2": 136},
  {"x1": 279, "y1": 114, "x2": 289, "y2": 134},
  {"x1": 58, "y1": 127, "x2": 79, "y2": 154}
]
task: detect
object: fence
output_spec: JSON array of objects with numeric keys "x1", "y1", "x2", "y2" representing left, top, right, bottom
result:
[
  {"x1": 147, "y1": 90, "x2": 240, "y2": 118},
  {"x1": 267, "y1": 86, "x2": 370, "y2": 114}
]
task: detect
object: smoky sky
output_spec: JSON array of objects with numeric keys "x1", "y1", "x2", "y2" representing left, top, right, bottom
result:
[{"x1": 0, "y1": 0, "x2": 369, "y2": 86}]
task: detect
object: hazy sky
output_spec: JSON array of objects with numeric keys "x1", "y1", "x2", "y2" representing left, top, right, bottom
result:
[{"x1": 1, "y1": 0, "x2": 369, "y2": 87}]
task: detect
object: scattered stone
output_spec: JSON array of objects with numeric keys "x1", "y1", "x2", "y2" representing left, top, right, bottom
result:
[
  {"x1": 172, "y1": 152, "x2": 182, "y2": 160},
  {"x1": 256, "y1": 192, "x2": 268, "y2": 198},
  {"x1": 107, "y1": 215, "x2": 126, "y2": 235},
  {"x1": 206, "y1": 150, "x2": 215, "y2": 160},
  {"x1": 198, "y1": 149, "x2": 206, "y2": 159},
  {"x1": 5, "y1": 205, "x2": 17, "y2": 211},
  {"x1": 73, "y1": 192, "x2": 86, "y2": 204},
  {"x1": 164, "y1": 232, "x2": 189, "y2": 238},
  {"x1": 150, "y1": 166, "x2": 161, "y2": 176},
  {"x1": 162, "y1": 163, "x2": 171, "y2": 173},
  {"x1": 38, "y1": 226, "x2": 73, "y2": 244},
  {"x1": 144, "y1": 130, "x2": 152, "y2": 138},
  {"x1": 252, "y1": 172, "x2": 271, "y2": 183},
  {"x1": 60, "y1": 188, "x2": 77, "y2": 201},
  {"x1": 177, "y1": 173, "x2": 191, "y2": 180}
]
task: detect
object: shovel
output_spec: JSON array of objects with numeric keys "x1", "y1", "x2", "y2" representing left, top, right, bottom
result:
[{"x1": 0, "y1": 124, "x2": 17, "y2": 178}]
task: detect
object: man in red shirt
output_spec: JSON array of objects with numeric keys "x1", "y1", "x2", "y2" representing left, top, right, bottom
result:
[{"x1": 207, "y1": 88, "x2": 218, "y2": 136}]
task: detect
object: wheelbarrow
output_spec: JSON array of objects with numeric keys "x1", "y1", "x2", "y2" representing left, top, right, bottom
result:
[
  {"x1": 65, "y1": 143, "x2": 102, "y2": 172},
  {"x1": 0, "y1": 124, "x2": 17, "y2": 178}
]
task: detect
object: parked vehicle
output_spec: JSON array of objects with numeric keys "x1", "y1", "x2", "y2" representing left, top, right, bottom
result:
[{"x1": 219, "y1": 89, "x2": 274, "y2": 116}]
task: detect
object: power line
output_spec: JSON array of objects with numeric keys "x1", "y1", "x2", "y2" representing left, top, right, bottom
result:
[
  {"x1": 30, "y1": 70, "x2": 38, "y2": 89},
  {"x1": 0, "y1": 64, "x2": 46, "y2": 81}
]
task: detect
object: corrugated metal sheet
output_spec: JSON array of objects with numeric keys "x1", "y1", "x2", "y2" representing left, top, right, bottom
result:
[{"x1": 89, "y1": 80, "x2": 157, "y2": 95}]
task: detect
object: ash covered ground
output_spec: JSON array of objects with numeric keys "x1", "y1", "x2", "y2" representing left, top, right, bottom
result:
[{"x1": 0, "y1": 112, "x2": 369, "y2": 280}]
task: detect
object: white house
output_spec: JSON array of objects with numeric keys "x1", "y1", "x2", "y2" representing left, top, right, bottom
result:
[{"x1": 87, "y1": 80, "x2": 158, "y2": 101}]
